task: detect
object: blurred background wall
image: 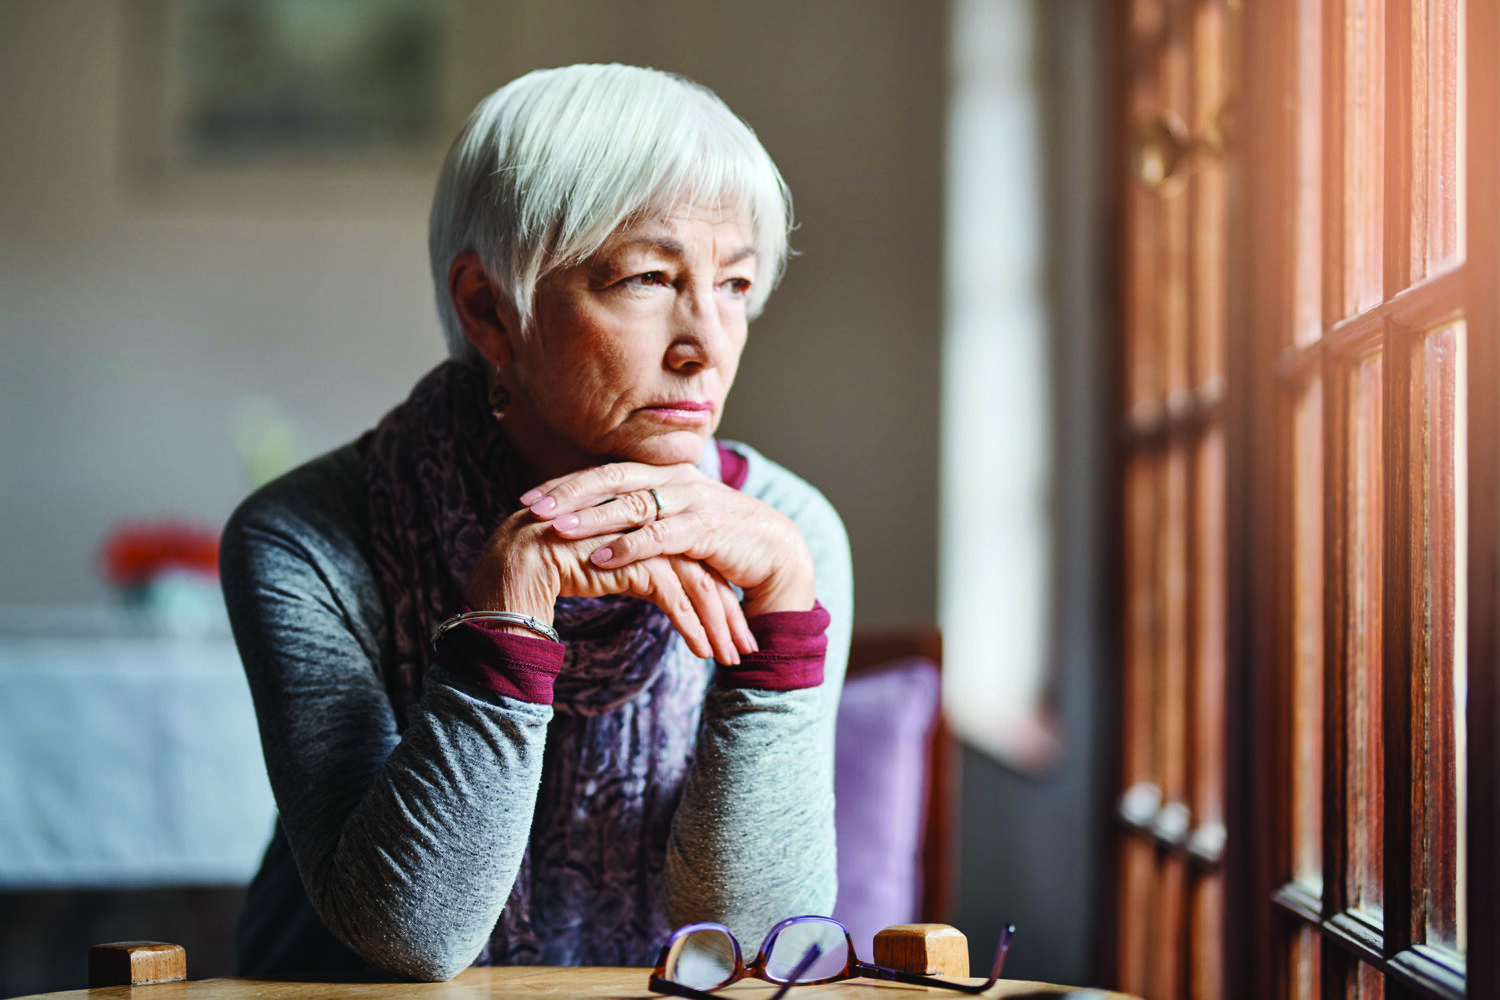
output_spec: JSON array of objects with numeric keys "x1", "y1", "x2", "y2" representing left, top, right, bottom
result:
[
  {"x1": 0, "y1": 0, "x2": 1109, "y2": 994},
  {"x1": 0, "y1": 0, "x2": 946, "y2": 622}
]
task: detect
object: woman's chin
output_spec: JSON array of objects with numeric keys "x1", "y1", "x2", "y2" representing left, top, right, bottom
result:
[{"x1": 615, "y1": 430, "x2": 710, "y2": 467}]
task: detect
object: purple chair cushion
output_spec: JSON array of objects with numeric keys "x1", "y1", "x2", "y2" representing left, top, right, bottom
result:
[{"x1": 831, "y1": 656, "x2": 941, "y2": 956}]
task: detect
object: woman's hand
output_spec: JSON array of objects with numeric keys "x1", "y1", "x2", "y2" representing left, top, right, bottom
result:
[
  {"x1": 517, "y1": 462, "x2": 816, "y2": 617},
  {"x1": 463, "y1": 507, "x2": 756, "y2": 664}
]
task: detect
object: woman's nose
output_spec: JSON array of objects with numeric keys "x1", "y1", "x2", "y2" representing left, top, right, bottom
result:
[{"x1": 666, "y1": 287, "x2": 731, "y2": 371}]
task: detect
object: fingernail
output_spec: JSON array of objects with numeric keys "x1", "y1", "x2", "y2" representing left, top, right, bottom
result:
[
  {"x1": 555, "y1": 514, "x2": 580, "y2": 531},
  {"x1": 530, "y1": 496, "x2": 556, "y2": 515},
  {"x1": 590, "y1": 546, "x2": 613, "y2": 565},
  {"x1": 519, "y1": 489, "x2": 541, "y2": 505}
]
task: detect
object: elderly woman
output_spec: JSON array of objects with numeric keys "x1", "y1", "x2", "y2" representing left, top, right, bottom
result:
[{"x1": 222, "y1": 64, "x2": 851, "y2": 981}]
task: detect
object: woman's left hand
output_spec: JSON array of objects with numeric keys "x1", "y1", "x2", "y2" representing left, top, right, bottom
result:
[{"x1": 518, "y1": 462, "x2": 816, "y2": 617}]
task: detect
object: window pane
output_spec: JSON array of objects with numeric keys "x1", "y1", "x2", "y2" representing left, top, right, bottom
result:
[
  {"x1": 1152, "y1": 853, "x2": 1189, "y2": 999},
  {"x1": 1190, "y1": 0, "x2": 1228, "y2": 386},
  {"x1": 1288, "y1": 924, "x2": 1321, "y2": 1000},
  {"x1": 1330, "y1": 0, "x2": 1386, "y2": 317},
  {"x1": 1346, "y1": 353, "x2": 1384, "y2": 917},
  {"x1": 1158, "y1": 447, "x2": 1190, "y2": 813},
  {"x1": 1125, "y1": 205, "x2": 1163, "y2": 420},
  {"x1": 1293, "y1": 0, "x2": 1325, "y2": 346},
  {"x1": 1190, "y1": 871, "x2": 1224, "y2": 999},
  {"x1": 1160, "y1": 0, "x2": 1191, "y2": 405},
  {"x1": 1119, "y1": 836, "x2": 1156, "y2": 996},
  {"x1": 1125, "y1": 456, "x2": 1161, "y2": 793},
  {"x1": 1414, "y1": 0, "x2": 1466, "y2": 276},
  {"x1": 1353, "y1": 961, "x2": 1385, "y2": 999},
  {"x1": 1192, "y1": 426, "x2": 1227, "y2": 840},
  {"x1": 1415, "y1": 322, "x2": 1467, "y2": 953},
  {"x1": 1125, "y1": 0, "x2": 1165, "y2": 419},
  {"x1": 1292, "y1": 380, "x2": 1326, "y2": 889}
]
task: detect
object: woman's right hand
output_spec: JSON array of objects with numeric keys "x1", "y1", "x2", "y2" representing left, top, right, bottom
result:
[{"x1": 463, "y1": 507, "x2": 756, "y2": 665}]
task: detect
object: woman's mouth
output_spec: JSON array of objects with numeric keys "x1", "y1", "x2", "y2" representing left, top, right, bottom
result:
[{"x1": 640, "y1": 400, "x2": 714, "y2": 423}]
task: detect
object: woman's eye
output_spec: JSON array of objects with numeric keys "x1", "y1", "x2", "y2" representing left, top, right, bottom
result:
[
  {"x1": 722, "y1": 277, "x2": 752, "y2": 297},
  {"x1": 625, "y1": 271, "x2": 669, "y2": 288}
]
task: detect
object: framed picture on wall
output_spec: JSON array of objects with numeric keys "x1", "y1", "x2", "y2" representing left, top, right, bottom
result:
[{"x1": 122, "y1": 0, "x2": 457, "y2": 200}]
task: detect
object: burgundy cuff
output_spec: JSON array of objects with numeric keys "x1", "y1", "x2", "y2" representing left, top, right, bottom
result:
[
  {"x1": 434, "y1": 613, "x2": 564, "y2": 705},
  {"x1": 715, "y1": 602, "x2": 830, "y2": 691}
]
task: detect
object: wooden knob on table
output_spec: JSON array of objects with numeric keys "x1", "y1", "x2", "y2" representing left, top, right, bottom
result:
[
  {"x1": 88, "y1": 941, "x2": 187, "y2": 987},
  {"x1": 873, "y1": 923, "x2": 970, "y2": 978}
]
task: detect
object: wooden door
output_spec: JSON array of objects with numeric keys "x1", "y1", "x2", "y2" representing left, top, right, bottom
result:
[{"x1": 1114, "y1": 2, "x2": 1235, "y2": 997}]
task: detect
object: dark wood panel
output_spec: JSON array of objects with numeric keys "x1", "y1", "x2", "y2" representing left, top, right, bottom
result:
[
  {"x1": 0, "y1": 886, "x2": 244, "y2": 998},
  {"x1": 1227, "y1": 3, "x2": 1298, "y2": 997}
]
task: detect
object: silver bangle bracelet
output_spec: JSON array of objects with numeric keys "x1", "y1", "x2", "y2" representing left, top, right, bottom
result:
[{"x1": 430, "y1": 610, "x2": 561, "y2": 647}]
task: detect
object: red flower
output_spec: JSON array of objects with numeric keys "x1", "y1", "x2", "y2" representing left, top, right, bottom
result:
[{"x1": 99, "y1": 521, "x2": 221, "y2": 587}]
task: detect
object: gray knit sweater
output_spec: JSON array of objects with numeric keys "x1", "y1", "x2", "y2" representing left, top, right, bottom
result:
[{"x1": 221, "y1": 440, "x2": 852, "y2": 980}]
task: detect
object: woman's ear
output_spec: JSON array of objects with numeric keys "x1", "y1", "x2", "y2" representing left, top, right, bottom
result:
[{"x1": 449, "y1": 251, "x2": 519, "y2": 365}]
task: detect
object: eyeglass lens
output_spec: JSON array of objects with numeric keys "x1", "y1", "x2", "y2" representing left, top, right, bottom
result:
[
  {"x1": 664, "y1": 928, "x2": 739, "y2": 990},
  {"x1": 764, "y1": 917, "x2": 850, "y2": 982}
]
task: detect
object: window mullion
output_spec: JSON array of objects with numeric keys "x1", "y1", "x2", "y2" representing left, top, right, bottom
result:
[
  {"x1": 1320, "y1": 343, "x2": 1353, "y2": 926},
  {"x1": 1383, "y1": 0, "x2": 1422, "y2": 966},
  {"x1": 1380, "y1": 314, "x2": 1419, "y2": 958}
]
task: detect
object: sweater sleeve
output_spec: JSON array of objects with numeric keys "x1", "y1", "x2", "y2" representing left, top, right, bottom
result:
[
  {"x1": 221, "y1": 448, "x2": 551, "y2": 982},
  {"x1": 663, "y1": 442, "x2": 853, "y2": 948}
]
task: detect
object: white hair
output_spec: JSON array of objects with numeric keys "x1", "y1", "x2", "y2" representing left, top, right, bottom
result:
[{"x1": 429, "y1": 64, "x2": 793, "y2": 363}]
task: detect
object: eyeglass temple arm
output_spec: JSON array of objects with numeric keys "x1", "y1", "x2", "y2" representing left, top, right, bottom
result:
[
  {"x1": 852, "y1": 924, "x2": 1016, "y2": 995},
  {"x1": 852, "y1": 961, "x2": 966, "y2": 989},
  {"x1": 646, "y1": 974, "x2": 727, "y2": 1000},
  {"x1": 766, "y1": 943, "x2": 823, "y2": 1000},
  {"x1": 986, "y1": 924, "x2": 1016, "y2": 981}
]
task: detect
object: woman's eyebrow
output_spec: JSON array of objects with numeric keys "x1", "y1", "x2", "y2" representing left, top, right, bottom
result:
[
  {"x1": 720, "y1": 246, "x2": 757, "y2": 267},
  {"x1": 610, "y1": 238, "x2": 756, "y2": 268}
]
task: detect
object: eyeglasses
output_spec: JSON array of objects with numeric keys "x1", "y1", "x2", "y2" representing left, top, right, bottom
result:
[{"x1": 647, "y1": 915, "x2": 1016, "y2": 999}]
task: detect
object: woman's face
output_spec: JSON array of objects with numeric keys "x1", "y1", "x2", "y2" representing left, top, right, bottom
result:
[{"x1": 501, "y1": 204, "x2": 756, "y2": 481}]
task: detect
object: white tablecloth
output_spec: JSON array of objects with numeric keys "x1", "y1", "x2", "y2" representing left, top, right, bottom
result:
[{"x1": 0, "y1": 610, "x2": 276, "y2": 889}]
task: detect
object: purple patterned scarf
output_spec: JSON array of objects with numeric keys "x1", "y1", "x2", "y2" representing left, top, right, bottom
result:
[{"x1": 358, "y1": 360, "x2": 714, "y2": 965}]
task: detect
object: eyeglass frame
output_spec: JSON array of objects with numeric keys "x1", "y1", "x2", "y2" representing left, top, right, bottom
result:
[{"x1": 647, "y1": 914, "x2": 1016, "y2": 999}]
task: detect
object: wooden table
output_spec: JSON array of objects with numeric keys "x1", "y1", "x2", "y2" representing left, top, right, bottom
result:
[{"x1": 17, "y1": 966, "x2": 1138, "y2": 998}]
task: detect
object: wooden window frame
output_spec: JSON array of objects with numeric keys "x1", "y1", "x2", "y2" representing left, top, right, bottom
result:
[
  {"x1": 1225, "y1": 1, "x2": 1497, "y2": 998},
  {"x1": 1113, "y1": 2, "x2": 1493, "y2": 995}
]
